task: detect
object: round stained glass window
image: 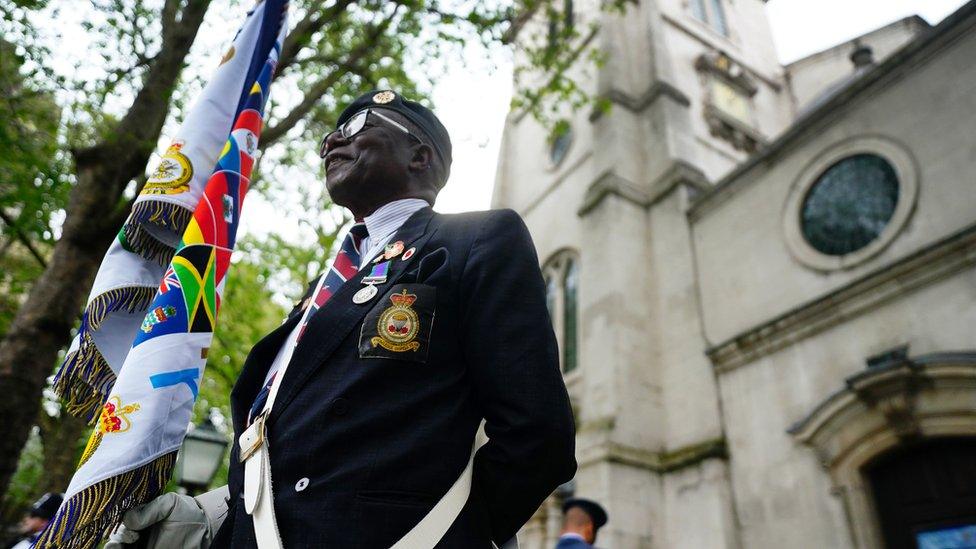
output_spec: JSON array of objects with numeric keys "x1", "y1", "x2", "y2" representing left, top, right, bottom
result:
[{"x1": 800, "y1": 154, "x2": 900, "y2": 256}]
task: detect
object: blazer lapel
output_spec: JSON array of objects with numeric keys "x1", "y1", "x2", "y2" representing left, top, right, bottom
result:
[
  {"x1": 230, "y1": 312, "x2": 302, "y2": 432},
  {"x1": 268, "y1": 207, "x2": 438, "y2": 426}
]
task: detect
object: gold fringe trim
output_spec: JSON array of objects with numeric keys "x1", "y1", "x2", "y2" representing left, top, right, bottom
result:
[
  {"x1": 54, "y1": 286, "x2": 155, "y2": 422},
  {"x1": 121, "y1": 201, "x2": 192, "y2": 265},
  {"x1": 85, "y1": 286, "x2": 156, "y2": 332},
  {"x1": 32, "y1": 452, "x2": 177, "y2": 549},
  {"x1": 53, "y1": 332, "x2": 116, "y2": 424}
]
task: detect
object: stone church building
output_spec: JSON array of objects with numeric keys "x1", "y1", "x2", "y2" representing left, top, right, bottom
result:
[{"x1": 492, "y1": 0, "x2": 976, "y2": 547}]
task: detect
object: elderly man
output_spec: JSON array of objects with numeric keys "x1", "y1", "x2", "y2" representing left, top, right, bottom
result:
[{"x1": 113, "y1": 90, "x2": 576, "y2": 548}]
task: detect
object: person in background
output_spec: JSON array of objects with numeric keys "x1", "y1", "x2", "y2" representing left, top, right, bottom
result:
[
  {"x1": 556, "y1": 497, "x2": 608, "y2": 549},
  {"x1": 5, "y1": 493, "x2": 63, "y2": 549}
]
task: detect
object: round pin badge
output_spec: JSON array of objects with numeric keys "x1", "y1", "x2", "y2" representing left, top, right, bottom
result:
[
  {"x1": 353, "y1": 285, "x2": 378, "y2": 304},
  {"x1": 402, "y1": 247, "x2": 415, "y2": 261},
  {"x1": 372, "y1": 90, "x2": 396, "y2": 104}
]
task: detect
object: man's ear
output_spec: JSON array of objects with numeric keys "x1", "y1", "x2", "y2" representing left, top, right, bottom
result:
[{"x1": 408, "y1": 143, "x2": 434, "y2": 174}]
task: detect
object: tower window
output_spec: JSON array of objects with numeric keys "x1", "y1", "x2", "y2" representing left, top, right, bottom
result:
[
  {"x1": 562, "y1": 259, "x2": 578, "y2": 374},
  {"x1": 542, "y1": 250, "x2": 581, "y2": 375},
  {"x1": 690, "y1": 0, "x2": 729, "y2": 36}
]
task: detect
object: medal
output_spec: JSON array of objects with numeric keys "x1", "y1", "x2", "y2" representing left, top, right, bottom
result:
[
  {"x1": 354, "y1": 262, "x2": 390, "y2": 304},
  {"x1": 361, "y1": 261, "x2": 389, "y2": 285},
  {"x1": 353, "y1": 285, "x2": 378, "y2": 304}
]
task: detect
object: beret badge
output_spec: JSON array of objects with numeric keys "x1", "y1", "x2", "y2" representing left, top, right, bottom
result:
[{"x1": 372, "y1": 90, "x2": 396, "y2": 104}]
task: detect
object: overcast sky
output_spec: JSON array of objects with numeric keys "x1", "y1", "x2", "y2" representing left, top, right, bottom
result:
[{"x1": 429, "y1": 0, "x2": 969, "y2": 215}]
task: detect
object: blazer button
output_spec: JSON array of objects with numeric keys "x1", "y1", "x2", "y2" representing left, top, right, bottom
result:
[
  {"x1": 295, "y1": 477, "x2": 309, "y2": 492},
  {"x1": 331, "y1": 398, "x2": 349, "y2": 416}
]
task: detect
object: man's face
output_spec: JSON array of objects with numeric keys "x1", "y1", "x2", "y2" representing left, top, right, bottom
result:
[
  {"x1": 322, "y1": 109, "x2": 417, "y2": 215},
  {"x1": 19, "y1": 515, "x2": 48, "y2": 535}
]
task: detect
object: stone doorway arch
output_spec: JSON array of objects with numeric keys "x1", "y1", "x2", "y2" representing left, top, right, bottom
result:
[{"x1": 788, "y1": 351, "x2": 976, "y2": 548}]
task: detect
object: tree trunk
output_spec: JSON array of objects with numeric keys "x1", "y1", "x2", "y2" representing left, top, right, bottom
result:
[
  {"x1": 38, "y1": 410, "x2": 90, "y2": 495},
  {"x1": 0, "y1": 0, "x2": 212, "y2": 497}
]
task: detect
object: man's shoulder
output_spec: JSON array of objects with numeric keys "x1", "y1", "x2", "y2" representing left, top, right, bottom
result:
[{"x1": 433, "y1": 207, "x2": 522, "y2": 228}]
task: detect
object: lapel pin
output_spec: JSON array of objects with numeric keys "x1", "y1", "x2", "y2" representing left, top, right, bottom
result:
[
  {"x1": 384, "y1": 240, "x2": 404, "y2": 260},
  {"x1": 402, "y1": 247, "x2": 415, "y2": 261}
]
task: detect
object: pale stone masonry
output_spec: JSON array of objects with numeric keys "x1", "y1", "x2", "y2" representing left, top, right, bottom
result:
[{"x1": 493, "y1": 1, "x2": 976, "y2": 547}]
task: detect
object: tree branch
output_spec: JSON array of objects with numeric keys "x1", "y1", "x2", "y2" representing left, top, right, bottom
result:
[
  {"x1": 276, "y1": 0, "x2": 356, "y2": 77},
  {"x1": 0, "y1": 208, "x2": 47, "y2": 268},
  {"x1": 261, "y1": 6, "x2": 400, "y2": 146}
]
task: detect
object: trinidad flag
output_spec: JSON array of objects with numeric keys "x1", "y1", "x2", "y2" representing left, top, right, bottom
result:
[{"x1": 38, "y1": 1, "x2": 289, "y2": 546}]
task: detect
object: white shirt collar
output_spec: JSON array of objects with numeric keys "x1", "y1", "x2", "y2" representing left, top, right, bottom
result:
[
  {"x1": 358, "y1": 198, "x2": 430, "y2": 267},
  {"x1": 559, "y1": 533, "x2": 586, "y2": 541},
  {"x1": 362, "y1": 198, "x2": 429, "y2": 243}
]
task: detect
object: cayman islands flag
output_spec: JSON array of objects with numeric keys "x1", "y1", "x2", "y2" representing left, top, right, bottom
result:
[{"x1": 38, "y1": 1, "x2": 289, "y2": 546}]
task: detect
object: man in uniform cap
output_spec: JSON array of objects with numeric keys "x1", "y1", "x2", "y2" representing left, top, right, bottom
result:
[
  {"x1": 556, "y1": 498, "x2": 608, "y2": 549},
  {"x1": 5, "y1": 493, "x2": 63, "y2": 549},
  {"x1": 112, "y1": 90, "x2": 577, "y2": 548}
]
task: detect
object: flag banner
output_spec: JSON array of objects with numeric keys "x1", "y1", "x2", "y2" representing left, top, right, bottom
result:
[
  {"x1": 52, "y1": 0, "x2": 288, "y2": 423},
  {"x1": 38, "y1": 1, "x2": 289, "y2": 546}
]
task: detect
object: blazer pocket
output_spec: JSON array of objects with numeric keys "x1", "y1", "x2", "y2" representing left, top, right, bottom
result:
[
  {"x1": 356, "y1": 489, "x2": 437, "y2": 507},
  {"x1": 359, "y1": 283, "x2": 435, "y2": 364}
]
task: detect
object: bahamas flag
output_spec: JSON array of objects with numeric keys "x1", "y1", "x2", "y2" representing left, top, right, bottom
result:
[{"x1": 38, "y1": 1, "x2": 289, "y2": 546}]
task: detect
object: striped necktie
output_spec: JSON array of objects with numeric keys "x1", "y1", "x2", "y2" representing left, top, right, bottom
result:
[{"x1": 248, "y1": 223, "x2": 368, "y2": 424}]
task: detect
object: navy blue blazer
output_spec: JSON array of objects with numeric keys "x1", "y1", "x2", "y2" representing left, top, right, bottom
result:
[{"x1": 213, "y1": 207, "x2": 577, "y2": 547}]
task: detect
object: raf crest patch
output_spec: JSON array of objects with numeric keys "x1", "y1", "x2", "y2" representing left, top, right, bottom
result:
[
  {"x1": 372, "y1": 290, "x2": 420, "y2": 352},
  {"x1": 359, "y1": 284, "x2": 434, "y2": 363}
]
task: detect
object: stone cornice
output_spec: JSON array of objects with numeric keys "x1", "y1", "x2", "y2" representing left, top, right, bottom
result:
[
  {"x1": 659, "y1": 12, "x2": 784, "y2": 90},
  {"x1": 588, "y1": 81, "x2": 691, "y2": 122},
  {"x1": 708, "y1": 223, "x2": 976, "y2": 373},
  {"x1": 578, "y1": 437, "x2": 727, "y2": 474},
  {"x1": 577, "y1": 161, "x2": 709, "y2": 217},
  {"x1": 789, "y1": 352, "x2": 976, "y2": 461}
]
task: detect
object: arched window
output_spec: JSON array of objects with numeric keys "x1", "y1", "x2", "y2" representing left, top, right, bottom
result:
[
  {"x1": 562, "y1": 259, "x2": 578, "y2": 373},
  {"x1": 542, "y1": 250, "x2": 580, "y2": 375},
  {"x1": 545, "y1": 275, "x2": 557, "y2": 321}
]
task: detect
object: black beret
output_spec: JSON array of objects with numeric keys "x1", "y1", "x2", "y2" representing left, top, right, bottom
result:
[
  {"x1": 29, "y1": 492, "x2": 63, "y2": 520},
  {"x1": 336, "y1": 90, "x2": 452, "y2": 181},
  {"x1": 562, "y1": 497, "x2": 608, "y2": 529}
]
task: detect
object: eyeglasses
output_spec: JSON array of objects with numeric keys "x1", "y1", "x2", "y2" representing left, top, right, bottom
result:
[{"x1": 320, "y1": 109, "x2": 422, "y2": 158}]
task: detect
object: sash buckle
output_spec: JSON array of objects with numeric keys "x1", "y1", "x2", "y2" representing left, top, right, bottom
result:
[{"x1": 239, "y1": 411, "x2": 267, "y2": 463}]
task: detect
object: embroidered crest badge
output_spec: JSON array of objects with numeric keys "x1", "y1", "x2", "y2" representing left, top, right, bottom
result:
[
  {"x1": 141, "y1": 305, "x2": 177, "y2": 333},
  {"x1": 78, "y1": 396, "x2": 141, "y2": 467},
  {"x1": 371, "y1": 289, "x2": 421, "y2": 352},
  {"x1": 144, "y1": 141, "x2": 193, "y2": 195}
]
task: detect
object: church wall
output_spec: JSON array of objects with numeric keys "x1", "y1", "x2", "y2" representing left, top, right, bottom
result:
[
  {"x1": 785, "y1": 17, "x2": 929, "y2": 112},
  {"x1": 691, "y1": 24, "x2": 976, "y2": 345},
  {"x1": 716, "y1": 266, "x2": 976, "y2": 548}
]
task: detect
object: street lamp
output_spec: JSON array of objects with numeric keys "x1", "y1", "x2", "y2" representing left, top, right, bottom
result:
[{"x1": 175, "y1": 415, "x2": 228, "y2": 495}]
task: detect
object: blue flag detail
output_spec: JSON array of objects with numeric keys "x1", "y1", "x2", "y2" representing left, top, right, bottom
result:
[{"x1": 149, "y1": 368, "x2": 201, "y2": 398}]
